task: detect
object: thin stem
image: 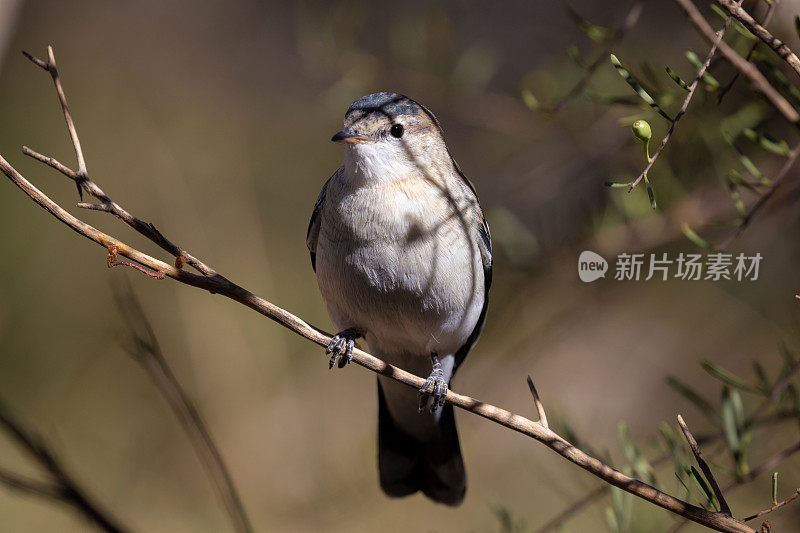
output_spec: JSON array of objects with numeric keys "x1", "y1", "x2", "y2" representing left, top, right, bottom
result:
[{"x1": 630, "y1": 2, "x2": 737, "y2": 192}]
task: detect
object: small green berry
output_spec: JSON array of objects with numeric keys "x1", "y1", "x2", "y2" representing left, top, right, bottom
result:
[{"x1": 631, "y1": 120, "x2": 652, "y2": 142}]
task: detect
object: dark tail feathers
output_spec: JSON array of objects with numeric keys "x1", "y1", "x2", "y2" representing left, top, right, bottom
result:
[{"x1": 377, "y1": 379, "x2": 466, "y2": 506}]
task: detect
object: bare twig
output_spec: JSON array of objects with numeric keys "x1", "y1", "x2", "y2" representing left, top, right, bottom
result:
[
  {"x1": 673, "y1": 0, "x2": 800, "y2": 125},
  {"x1": 715, "y1": 0, "x2": 800, "y2": 79},
  {"x1": 0, "y1": 46, "x2": 759, "y2": 533},
  {"x1": 526, "y1": 375, "x2": 548, "y2": 429},
  {"x1": 677, "y1": 414, "x2": 733, "y2": 516},
  {"x1": 629, "y1": 1, "x2": 737, "y2": 192},
  {"x1": 0, "y1": 401, "x2": 130, "y2": 533},
  {"x1": 745, "y1": 488, "x2": 800, "y2": 521},
  {"x1": 114, "y1": 283, "x2": 252, "y2": 533},
  {"x1": 549, "y1": 1, "x2": 643, "y2": 115}
]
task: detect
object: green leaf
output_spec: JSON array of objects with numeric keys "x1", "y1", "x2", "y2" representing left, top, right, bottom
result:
[
  {"x1": 709, "y1": 5, "x2": 755, "y2": 39},
  {"x1": 675, "y1": 471, "x2": 706, "y2": 507},
  {"x1": 565, "y1": 4, "x2": 614, "y2": 43},
  {"x1": 701, "y1": 360, "x2": 766, "y2": 395},
  {"x1": 773, "y1": 472, "x2": 779, "y2": 506},
  {"x1": 753, "y1": 55, "x2": 800, "y2": 105},
  {"x1": 619, "y1": 421, "x2": 656, "y2": 484},
  {"x1": 686, "y1": 50, "x2": 719, "y2": 89},
  {"x1": 721, "y1": 387, "x2": 740, "y2": 455},
  {"x1": 687, "y1": 465, "x2": 719, "y2": 511},
  {"x1": 667, "y1": 376, "x2": 718, "y2": 424},
  {"x1": 644, "y1": 174, "x2": 657, "y2": 209},
  {"x1": 605, "y1": 506, "x2": 620, "y2": 533},
  {"x1": 743, "y1": 128, "x2": 792, "y2": 157},
  {"x1": 727, "y1": 169, "x2": 762, "y2": 195},
  {"x1": 681, "y1": 223, "x2": 710, "y2": 250},
  {"x1": 567, "y1": 45, "x2": 585, "y2": 68},
  {"x1": 610, "y1": 54, "x2": 673, "y2": 121},
  {"x1": 725, "y1": 173, "x2": 747, "y2": 215},
  {"x1": 665, "y1": 66, "x2": 691, "y2": 91},
  {"x1": 521, "y1": 88, "x2": 541, "y2": 111},
  {"x1": 605, "y1": 180, "x2": 633, "y2": 188},
  {"x1": 753, "y1": 362, "x2": 771, "y2": 391}
]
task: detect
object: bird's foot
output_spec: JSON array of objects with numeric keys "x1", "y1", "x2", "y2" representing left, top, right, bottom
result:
[
  {"x1": 326, "y1": 329, "x2": 360, "y2": 369},
  {"x1": 418, "y1": 353, "x2": 448, "y2": 413}
]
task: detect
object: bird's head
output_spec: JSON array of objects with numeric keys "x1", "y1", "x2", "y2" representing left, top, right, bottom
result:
[{"x1": 332, "y1": 92, "x2": 449, "y2": 181}]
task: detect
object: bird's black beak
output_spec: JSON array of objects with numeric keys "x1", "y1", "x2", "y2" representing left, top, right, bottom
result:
[{"x1": 331, "y1": 128, "x2": 371, "y2": 143}]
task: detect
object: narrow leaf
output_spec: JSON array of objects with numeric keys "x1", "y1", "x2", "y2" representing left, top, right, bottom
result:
[
  {"x1": 725, "y1": 173, "x2": 747, "y2": 215},
  {"x1": 665, "y1": 66, "x2": 691, "y2": 91},
  {"x1": 687, "y1": 465, "x2": 719, "y2": 511},
  {"x1": 667, "y1": 376, "x2": 718, "y2": 424},
  {"x1": 610, "y1": 54, "x2": 673, "y2": 121},
  {"x1": 743, "y1": 128, "x2": 792, "y2": 157},
  {"x1": 686, "y1": 50, "x2": 719, "y2": 88},
  {"x1": 644, "y1": 174, "x2": 657, "y2": 209},
  {"x1": 681, "y1": 223, "x2": 710, "y2": 250},
  {"x1": 605, "y1": 180, "x2": 633, "y2": 188},
  {"x1": 701, "y1": 360, "x2": 765, "y2": 395},
  {"x1": 521, "y1": 89, "x2": 541, "y2": 111},
  {"x1": 565, "y1": 4, "x2": 614, "y2": 43}
]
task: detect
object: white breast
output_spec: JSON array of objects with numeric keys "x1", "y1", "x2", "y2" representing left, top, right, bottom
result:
[{"x1": 315, "y1": 166, "x2": 485, "y2": 361}]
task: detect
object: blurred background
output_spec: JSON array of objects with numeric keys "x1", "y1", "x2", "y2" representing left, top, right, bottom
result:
[{"x1": 1, "y1": 0, "x2": 799, "y2": 531}]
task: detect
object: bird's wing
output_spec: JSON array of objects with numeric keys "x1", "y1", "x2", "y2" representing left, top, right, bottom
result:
[
  {"x1": 452, "y1": 166, "x2": 492, "y2": 371},
  {"x1": 306, "y1": 169, "x2": 339, "y2": 272}
]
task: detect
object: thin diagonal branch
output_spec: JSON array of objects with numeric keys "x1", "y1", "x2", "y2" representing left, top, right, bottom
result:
[
  {"x1": 629, "y1": 1, "x2": 737, "y2": 192},
  {"x1": 0, "y1": 401, "x2": 130, "y2": 533},
  {"x1": 715, "y1": 0, "x2": 800, "y2": 79},
  {"x1": 0, "y1": 46, "x2": 757, "y2": 533},
  {"x1": 114, "y1": 283, "x2": 252, "y2": 533},
  {"x1": 677, "y1": 414, "x2": 732, "y2": 516},
  {"x1": 745, "y1": 488, "x2": 800, "y2": 522},
  {"x1": 673, "y1": 0, "x2": 800, "y2": 126}
]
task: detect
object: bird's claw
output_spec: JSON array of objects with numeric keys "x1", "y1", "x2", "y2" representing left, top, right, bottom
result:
[
  {"x1": 418, "y1": 356, "x2": 447, "y2": 413},
  {"x1": 326, "y1": 330, "x2": 357, "y2": 369}
]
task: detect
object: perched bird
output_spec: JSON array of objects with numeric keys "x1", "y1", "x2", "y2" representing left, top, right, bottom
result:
[{"x1": 307, "y1": 92, "x2": 491, "y2": 506}]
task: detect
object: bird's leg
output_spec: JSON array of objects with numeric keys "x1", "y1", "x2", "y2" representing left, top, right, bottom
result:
[
  {"x1": 418, "y1": 352, "x2": 448, "y2": 413},
  {"x1": 326, "y1": 328, "x2": 361, "y2": 369}
]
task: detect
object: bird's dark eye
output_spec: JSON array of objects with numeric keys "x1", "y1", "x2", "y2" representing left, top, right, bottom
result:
[{"x1": 390, "y1": 124, "x2": 404, "y2": 138}]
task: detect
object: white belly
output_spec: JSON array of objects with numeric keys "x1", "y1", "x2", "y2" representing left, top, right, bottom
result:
[{"x1": 315, "y1": 180, "x2": 484, "y2": 361}]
